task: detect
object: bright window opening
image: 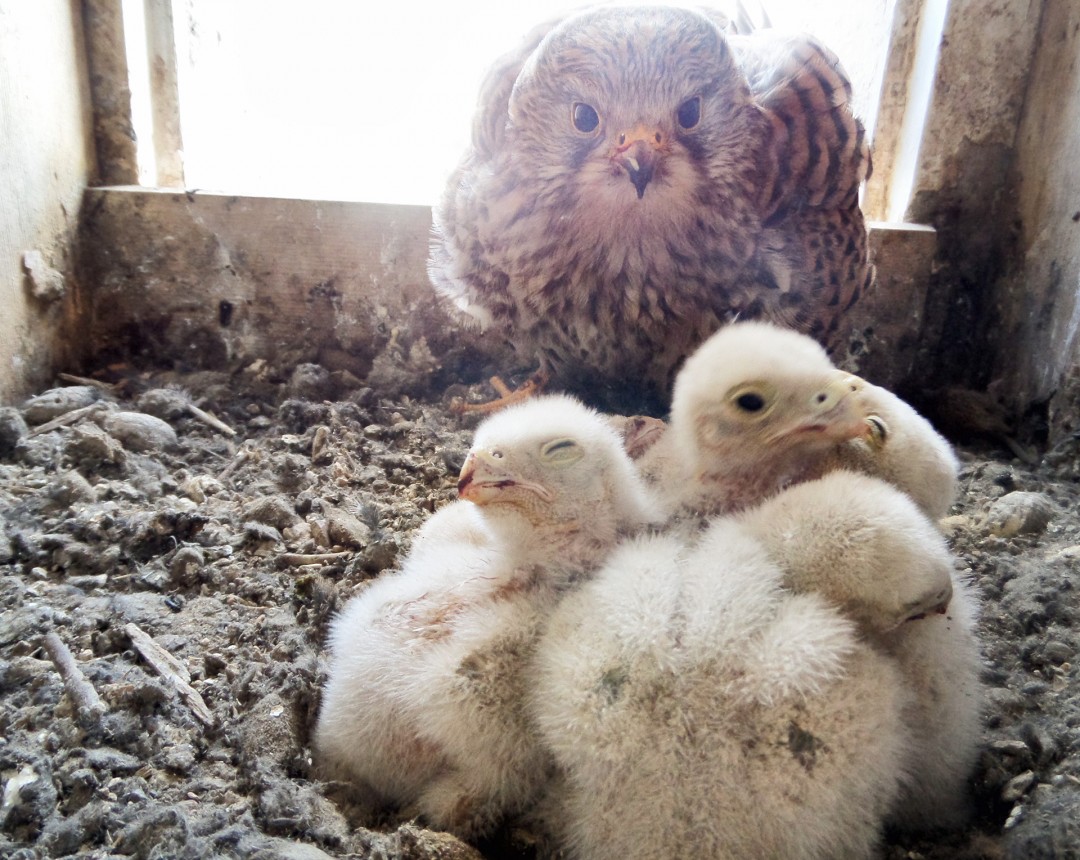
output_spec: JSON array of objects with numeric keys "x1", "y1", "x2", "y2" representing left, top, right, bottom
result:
[{"x1": 122, "y1": 1, "x2": 933, "y2": 210}]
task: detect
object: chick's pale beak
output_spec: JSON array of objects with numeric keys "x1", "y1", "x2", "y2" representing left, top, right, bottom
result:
[
  {"x1": 791, "y1": 375, "x2": 866, "y2": 440},
  {"x1": 611, "y1": 126, "x2": 665, "y2": 199},
  {"x1": 457, "y1": 451, "x2": 553, "y2": 505}
]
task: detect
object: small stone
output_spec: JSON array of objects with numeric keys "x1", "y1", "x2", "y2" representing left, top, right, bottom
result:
[
  {"x1": 47, "y1": 471, "x2": 97, "y2": 506},
  {"x1": 991, "y1": 739, "x2": 1033, "y2": 756},
  {"x1": 102, "y1": 411, "x2": 178, "y2": 452},
  {"x1": 0, "y1": 407, "x2": 29, "y2": 459},
  {"x1": 326, "y1": 509, "x2": 372, "y2": 549},
  {"x1": 65, "y1": 423, "x2": 126, "y2": 468},
  {"x1": 136, "y1": 388, "x2": 191, "y2": 420},
  {"x1": 1002, "y1": 770, "x2": 1036, "y2": 802},
  {"x1": 243, "y1": 496, "x2": 302, "y2": 531},
  {"x1": 1044, "y1": 640, "x2": 1074, "y2": 664},
  {"x1": 983, "y1": 491, "x2": 1055, "y2": 537},
  {"x1": 83, "y1": 747, "x2": 143, "y2": 773},
  {"x1": 180, "y1": 474, "x2": 224, "y2": 503},
  {"x1": 22, "y1": 249, "x2": 66, "y2": 301},
  {"x1": 287, "y1": 363, "x2": 336, "y2": 401},
  {"x1": 309, "y1": 517, "x2": 331, "y2": 549},
  {"x1": 311, "y1": 425, "x2": 332, "y2": 464},
  {"x1": 360, "y1": 537, "x2": 398, "y2": 573},
  {"x1": 22, "y1": 386, "x2": 102, "y2": 424},
  {"x1": 169, "y1": 546, "x2": 206, "y2": 587},
  {"x1": 244, "y1": 521, "x2": 283, "y2": 545},
  {"x1": 281, "y1": 522, "x2": 312, "y2": 544},
  {"x1": 160, "y1": 743, "x2": 197, "y2": 775}
]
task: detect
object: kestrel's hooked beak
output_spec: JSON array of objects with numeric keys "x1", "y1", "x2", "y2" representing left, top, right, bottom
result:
[
  {"x1": 457, "y1": 451, "x2": 553, "y2": 506},
  {"x1": 611, "y1": 125, "x2": 666, "y2": 199}
]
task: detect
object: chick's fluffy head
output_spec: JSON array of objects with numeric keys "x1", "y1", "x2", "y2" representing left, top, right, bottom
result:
[{"x1": 466, "y1": 394, "x2": 659, "y2": 529}]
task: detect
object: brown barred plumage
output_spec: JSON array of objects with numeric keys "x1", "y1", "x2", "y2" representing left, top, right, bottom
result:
[{"x1": 429, "y1": 6, "x2": 875, "y2": 412}]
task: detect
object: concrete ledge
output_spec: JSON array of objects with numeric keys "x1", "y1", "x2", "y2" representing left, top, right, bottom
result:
[{"x1": 76, "y1": 188, "x2": 936, "y2": 392}]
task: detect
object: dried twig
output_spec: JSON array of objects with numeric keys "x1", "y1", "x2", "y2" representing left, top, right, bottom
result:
[
  {"x1": 218, "y1": 443, "x2": 254, "y2": 481},
  {"x1": 277, "y1": 551, "x2": 351, "y2": 568},
  {"x1": 186, "y1": 403, "x2": 236, "y2": 437},
  {"x1": 124, "y1": 622, "x2": 216, "y2": 727},
  {"x1": 42, "y1": 630, "x2": 107, "y2": 727},
  {"x1": 57, "y1": 372, "x2": 117, "y2": 393},
  {"x1": 28, "y1": 403, "x2": 105, "y2": 437}
]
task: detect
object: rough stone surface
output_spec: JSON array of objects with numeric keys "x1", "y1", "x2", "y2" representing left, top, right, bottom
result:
[{"x1": 0, "y1": 367, "x2": 1079, "y2": 859}]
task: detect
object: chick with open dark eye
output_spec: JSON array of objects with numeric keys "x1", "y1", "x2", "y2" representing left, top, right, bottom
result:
[{"x1": 633, "y1": 320, "x2": 982, "y2": 834}]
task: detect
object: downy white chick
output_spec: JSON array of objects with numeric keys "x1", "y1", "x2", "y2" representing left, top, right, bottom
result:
[
  {"x1": 313, "y1": 394, "x2": 658, "y2": 839},
  {"x1": 738, "y1": 470, "x2": 984, "y2": 831},
  {"x1": 529, "y1": 519, "x2": 911, "y2": 860},
  {"x1": 738, "y1": 470, "x2": 956, "y2": 634},
  {"x1": 639, "y1": 321, "x2": 958, "y2": 521}
]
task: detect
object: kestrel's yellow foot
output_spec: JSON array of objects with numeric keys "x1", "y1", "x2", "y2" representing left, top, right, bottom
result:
[
  {"x1": 450, "y1": 369, "x2": 549, "y2": 415},
  {"x1": 605, "y1": 414, "x2": 668, "y2": 460}
]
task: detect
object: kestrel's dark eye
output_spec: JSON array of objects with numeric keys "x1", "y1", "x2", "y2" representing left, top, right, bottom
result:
[
  {"x1": 572, "y1": 102, "x2": 600, "y2": 134},
  {"x1": 677, "y1": 96, "x2": 701, "y2": 130},
  {"x1": 735, "y1": 392, "x2": 766, "y2": 412}
]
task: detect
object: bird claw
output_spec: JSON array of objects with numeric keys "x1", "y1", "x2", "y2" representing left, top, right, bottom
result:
[
  {"x1": 864, "y1": 414, "x2": 889, "y2": 449},
  {"x1": 450, "y1": 370, "x2": 550, "y2": 415},
  {"x1": 899, "y1": 581, "x2": 954, "y2": 626}
]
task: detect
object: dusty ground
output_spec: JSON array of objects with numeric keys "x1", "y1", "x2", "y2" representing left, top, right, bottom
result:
[{"x1": 0, "y1": 361, "x2": 1078, "y2": 860}]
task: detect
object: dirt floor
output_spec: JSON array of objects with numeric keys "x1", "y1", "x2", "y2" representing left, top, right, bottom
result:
[{"x1": 0, "y1": 361, "x2": 1078, "y2": 860}]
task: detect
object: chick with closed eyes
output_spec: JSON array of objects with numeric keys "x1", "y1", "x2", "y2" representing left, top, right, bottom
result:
[
  {"x1": 313, "y1": 395, "x2": 658, "y2": 839},
  {"x1": 529, "y1": 518, "x2": 910, "y2": 860}
]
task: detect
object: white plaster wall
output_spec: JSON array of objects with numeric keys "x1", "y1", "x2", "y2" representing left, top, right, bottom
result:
[{"x1": 0, "y1": 0, "x2": 95, "y2": 405}]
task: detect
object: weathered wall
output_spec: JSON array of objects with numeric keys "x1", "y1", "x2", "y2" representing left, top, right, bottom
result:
[
  {"x1": 76, "y1": 190, "x2": 933, "y2": 402},
  {"x1": 904, "y1": 0, "x2": 1044, "y2": 408},
  {"x1": 0, "y1": 1, "x2": 95, "y2": 405},
  {"x1": 990, "y1": 0, "x2": 1080, "y2": 440},
  {"x1": 76, "y1": 190, "x2": 511, "y2": 396}
]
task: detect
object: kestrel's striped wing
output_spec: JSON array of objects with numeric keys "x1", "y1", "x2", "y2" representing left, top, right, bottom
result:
[
  {"x1": 731, "y1": 31, "x2": 872, "y2": 223},
  {"x1": 469, "y1": 16, "x2": 562, "y2": 159}
]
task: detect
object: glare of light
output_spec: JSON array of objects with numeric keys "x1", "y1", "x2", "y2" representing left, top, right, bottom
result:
[{"x1": 167, "y1": 1, "x2": 891, "y2": 205}]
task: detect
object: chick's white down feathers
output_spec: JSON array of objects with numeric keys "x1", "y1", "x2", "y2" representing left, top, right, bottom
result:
[
  {"x1": 530, "y1": 518, "x2": 910, "y2": 860},
  {"x1": 594, "y1": 321, "x2": 980, "y2": 837},
  {"x1": 313, "y1": 395, "x2": 658, "y2": 838},
  {"x1": 738, "y1": 469, "x2": 984, "y2": 830}
]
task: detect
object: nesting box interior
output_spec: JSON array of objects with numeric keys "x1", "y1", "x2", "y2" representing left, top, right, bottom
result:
[
  {"x1": 3, "y1": 1, "x2": 1080, "y2": 438},
  {"x1": 2, "y1": 2, "x2": 1080, "y2": 859}
]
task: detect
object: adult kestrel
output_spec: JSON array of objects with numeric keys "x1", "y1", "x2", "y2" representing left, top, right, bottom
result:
[{"x1": 429, "y1": 5, "x2": 874, "y2": 411}]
